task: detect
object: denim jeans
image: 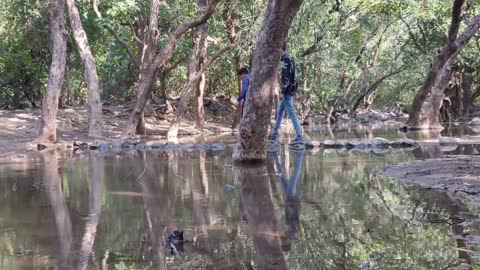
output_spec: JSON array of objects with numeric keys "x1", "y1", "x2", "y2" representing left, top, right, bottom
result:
[{"x1": 271, "y1": 94, "x2": 303, "y2": 141}]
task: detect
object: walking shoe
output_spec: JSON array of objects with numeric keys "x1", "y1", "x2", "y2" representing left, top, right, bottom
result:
[
  {"x1": 267, "y1": 134, "x2": 277, "y2": 141},
  {"x1": 289, "y1": 137, "x2": 304, "y2": 145},
  {"x1": 289, "y1": 138, "x2": 305, "y2": 149}
]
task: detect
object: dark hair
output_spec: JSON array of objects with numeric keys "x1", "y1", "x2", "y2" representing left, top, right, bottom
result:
[
  {"x1": 238, "y1": 66, "x2": 249, "y2": 75},
  {"x1": 282, "y1": 42, "x2": 287, "y2": 51}
]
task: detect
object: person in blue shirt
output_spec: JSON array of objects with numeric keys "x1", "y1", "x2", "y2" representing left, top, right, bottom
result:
[
  {"x1": 268, "y1": 43, "x2": 304, "y2": 147},
  {"x1": 237, "y1": 66, "x2": 250, "y2": 116}
]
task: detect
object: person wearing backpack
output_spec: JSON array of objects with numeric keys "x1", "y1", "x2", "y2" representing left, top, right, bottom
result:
[{"x1": 268, "y1": 43, "x2": 304, "y2": 147}]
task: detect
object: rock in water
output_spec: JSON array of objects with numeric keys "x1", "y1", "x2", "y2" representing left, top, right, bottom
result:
[
  {"x1": 439, "y1": 137, "x2": 458, "y2": 145},
  {"x1": 392, "y1": 138, "x2": 417, "y2": 147},
  {"x1": 372, "y1": 137, "x2": 390, "y2": 148},
  {"x1": 180, "y1": 143, "x2": 195, "y2": 152},
  {"x1": 305, "y1": 140, "x2": 321, "y2": 148},
  {"x1": 372, "y1": 147, "x2": 390, "y2": 155},
  {"x1": 324, "y1": 140, "x2": 345, "y2": 148},
  {"x1": 346, "y1": 139, "x2": 368, "y2": 149},
  {"x1": 211, "y1": 143, "x2": 226, "y2": 151},
  {"x1": 469, "y1": 117, "x2": 480, "y2": 126},
  {"x1": 439, "y1": 144, "x2": 458, "y2": 152}
]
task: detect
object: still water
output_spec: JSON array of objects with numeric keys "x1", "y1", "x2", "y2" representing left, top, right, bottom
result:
[{"x1": 0, "y1": 130, "x2": 479, "y2": 269}]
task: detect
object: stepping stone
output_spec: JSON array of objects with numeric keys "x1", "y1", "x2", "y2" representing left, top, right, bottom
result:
[
  {"x1": 211, "y1": 143, "x2": 226, "y2": 151},
  {"x1": 372, "y1": 137, "x2": 390, "y2": 148},
  {"x1": 196, "y1": 144, "x2": 210, "y2": 151},
  {"x1": 305, "y1": 140, "x2": 321, "y2": 148},
  {"x1": 439, "y1": 144, "x2": 458, "y2": 152},
  {"x1": 392, "y1": 138, "x2": 417, "y2": 147},
  {"x1": 469, "y1": 117, "x2": 480, "y2": 126},
  {"x1": 151, "y1": 144, "x2": 164, "y2": 151},
  {"x1": 136, "y1": 143, "x2": 150, "y2": 151},
  {"x1": 372, "y1": 147, "x2": 390, "y2": 155},
  {"x1": 439, "y1": 137, "x2": 458, "y2": 145},
  {"x1": 346, "y1": 139, "x2": 368, "y2": 149},
  {"x1": 180, "y1": 144, "x2": 196, "y2": 152}
]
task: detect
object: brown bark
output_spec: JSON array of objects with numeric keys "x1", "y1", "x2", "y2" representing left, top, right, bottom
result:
[
  {"x1": 122, "y1": 0, "x2": 219, "y2": 138},
  {"x1": 407, "y1": 0, "x2": 480, "y2": 128},
  {"x1": 234, "y1": 0, "x2": 304, "y2": 162},
  {"x1": 194, "y1": 0, "x2": 209, "y2": 131},
  {"x1": 38, "y1": 0, "x2": 67, "y2": 142},
  {"x1": 66, "y1": 0, "x2": 103, "y2": 137}
]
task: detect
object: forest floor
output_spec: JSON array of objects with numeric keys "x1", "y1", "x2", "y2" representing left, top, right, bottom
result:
[{"x1": 0, "y1": 98, "x2": 237, "y2": 156}]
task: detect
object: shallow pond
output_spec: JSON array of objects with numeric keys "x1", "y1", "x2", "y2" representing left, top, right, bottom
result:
[{"x1": 1, "y1": 128, "x2": 480, "y2": 269}]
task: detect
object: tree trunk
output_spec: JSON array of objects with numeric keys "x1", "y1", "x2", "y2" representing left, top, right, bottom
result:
[
  {"x1": 66, "y1": 0, "x2": 103, "y2": 137},
  {"x1": 417, "y1": 57, "x2": 455, "y2": 129},
  {"x1": 122, "y1": 0, "x2": 219, "y2": 138},
  {"x1": 407, "y1": 0, "x2": 480, "y2": 129},
  {"x1": 195, "y1": 0, "x2": 209, "y2": 131},
  {"x1": 234, "y1": 0, "x2": 304, "y2": 162},
  {"x1": 38, "y1": 0, "x2": 67, "y2": 143},
  {"x1": 462, "y1": 70, "x2": 473, "y2": 116}
]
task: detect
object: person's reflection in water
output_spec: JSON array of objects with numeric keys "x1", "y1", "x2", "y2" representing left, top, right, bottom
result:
[
  {"x1": 236, "y1": 163, "x2": 288, "y2": 270},
  {"x1": 269, "y1": 149, "x2": 304, "y2": 252}
]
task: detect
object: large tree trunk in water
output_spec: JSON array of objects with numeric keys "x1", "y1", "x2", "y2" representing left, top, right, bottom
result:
[
  {"x1": 66, "y1": 0, "x2": 103, "y2": 137},
  {"x1": 122, "y1": 0, "x2": 219, "y2": 138},
  {"x1": 234, "y1": 0, "x2": 304, "y2": 162},
  {"x1": 418, "y1": 57, "x2": 455, "y2": 129},
  {"x1": 406, "y1": 0, "x2": 480, "y2": 129},
  {"x1": 38, "y1": 0, "x2": 67, "y2": 142}
]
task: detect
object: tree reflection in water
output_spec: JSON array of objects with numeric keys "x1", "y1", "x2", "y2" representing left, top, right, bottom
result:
[
  {"x1": 41, "y1": 150, "x2": 73, "y2": 270},
  {"x1": 235, "y1": 149, "x2": 305, "y2": 270}
]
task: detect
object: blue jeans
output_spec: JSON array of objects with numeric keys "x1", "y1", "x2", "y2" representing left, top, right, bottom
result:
[{"x1": 271, "y1": 94, "x2": 303, "y2": 141}]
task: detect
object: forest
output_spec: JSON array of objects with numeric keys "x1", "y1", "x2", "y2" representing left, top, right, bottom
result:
[
  {"x1": 1, "y1": 0, "x2": 480, "y2": 151},
  {"x1": 3, "y1": 1, "x2": 480, "y2": 269}
]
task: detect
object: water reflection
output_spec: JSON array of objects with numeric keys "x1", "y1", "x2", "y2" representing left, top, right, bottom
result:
[
  {"x1": 1, "y1": 142, "x2": 480, "y2": 269},
  {"x1": 236, "y1": 163, "x2": 287, "y2": 270},
  {"x1": 41, "y1": 150, "x2": 73, "y2": 270}
]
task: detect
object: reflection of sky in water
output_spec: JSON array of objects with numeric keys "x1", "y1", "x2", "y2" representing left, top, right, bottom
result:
[{"x1": 0, "y1": 135, "x2": 479, "y2": 269}]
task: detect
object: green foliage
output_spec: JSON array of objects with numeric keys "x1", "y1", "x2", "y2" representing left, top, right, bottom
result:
[{"x1": 0, "y1": 0, "x2": 479, "y2": 111}]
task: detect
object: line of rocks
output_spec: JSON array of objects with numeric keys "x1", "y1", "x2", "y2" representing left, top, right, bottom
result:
[
  {"x1": 35, "y1": 135, "x2": 474, "y2": 154},
  {"x1": 70, "y1": 140, "x2": 235, "y2": 153},
  {"x1": 304, "y1": 137, "x2": 418, "y2": 149}
]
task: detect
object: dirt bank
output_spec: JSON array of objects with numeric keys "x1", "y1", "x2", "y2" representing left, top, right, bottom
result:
[
  {"x1": 0, "y1": 100, "x2": 236, "y2": 156},
  {"x1": 378, "y1": 155, "x2": 480, "y2": 195}
]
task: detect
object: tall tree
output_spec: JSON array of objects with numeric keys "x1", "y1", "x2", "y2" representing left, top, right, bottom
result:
[
  {"x1": 65, "y1": 0, "x2": 103, "y2": 137},
  {"x1": 194, "y1": 0, "x2": 209, "y2": 131},
  {"x1": 234, "y1": 0, "x2": 304, "y2": 162},
  {"x1": 38, "y1": 0, "x2": 68, "y2": 142},
  {"x1": 406, "y1": 0, "x2": 480, "y2": 129},
  {"x1": 122, "y1": 0, "x2": 219, "y2": 138}
]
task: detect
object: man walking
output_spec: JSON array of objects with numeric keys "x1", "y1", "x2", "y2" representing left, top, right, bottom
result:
[
  {"x1": 268, "y1": 44, "x2": 304, "y2": 147},
  {"x1": 236, "y1": 66, "x2": 250, "y2": 116}
]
